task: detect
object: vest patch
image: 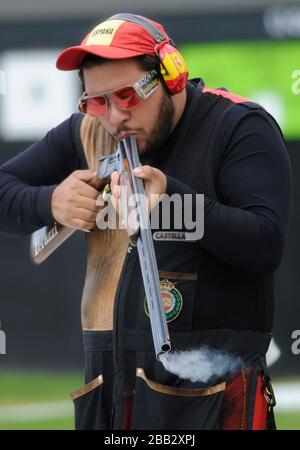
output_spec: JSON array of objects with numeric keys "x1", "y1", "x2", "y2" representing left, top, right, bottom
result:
[{"x1": 144, "y1": 279, "x2": 183, "y2": 322}]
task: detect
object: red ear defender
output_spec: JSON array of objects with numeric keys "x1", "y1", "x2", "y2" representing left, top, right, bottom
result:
[{"x1": 157, "y1": 43, "x2": 188, "y2": 95}]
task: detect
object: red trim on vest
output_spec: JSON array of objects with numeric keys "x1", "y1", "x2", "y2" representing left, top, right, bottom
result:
[
  {"x1": 202, "y1": 87, "x2": 251, "y2": 104},
  {"x1": 122, "y1": 391, "x2": 134, "y2": 430},
  {"x1": 252, "y1": 374, "x2": 268, "y2": 430}
]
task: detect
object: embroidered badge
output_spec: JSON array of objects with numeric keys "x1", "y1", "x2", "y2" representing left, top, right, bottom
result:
[{"x1": 144, "y1": 279, "x2": 183, "y2": 322}]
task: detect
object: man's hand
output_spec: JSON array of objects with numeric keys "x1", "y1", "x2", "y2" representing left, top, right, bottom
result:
[
  {"x1": 110, "y1": 165, "x2": 167, "y2": 215},
  {"x1": 132, "y1": 165, "x2": 167, "y2": 208},
  {"x1": 51, "y1": 170, "x2": 102, "y2": 231}
]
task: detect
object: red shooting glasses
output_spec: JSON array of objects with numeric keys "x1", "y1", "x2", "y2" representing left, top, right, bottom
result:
[{"x1": 78, "y1": 69, "x2": 159, "y2": 117}]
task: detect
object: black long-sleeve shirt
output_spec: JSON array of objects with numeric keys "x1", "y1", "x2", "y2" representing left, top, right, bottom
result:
[
  {"x1": 0, "y1": 84, "x2": 292, "y2": 275},
  {"x1": 165, "y1": 102, "x2": 292, "y2": 274}
]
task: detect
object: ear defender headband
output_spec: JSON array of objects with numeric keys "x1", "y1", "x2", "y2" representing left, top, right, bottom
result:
[{"x1": 108, "y1": 13, "x2": 188, "y2": 95}]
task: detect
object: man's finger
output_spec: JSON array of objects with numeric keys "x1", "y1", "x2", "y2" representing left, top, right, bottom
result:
[
  {"x1": 73, "y1": 169, "x2": 97, "y2": 182},
  {"x1": 112, "y1": 184, "x2": 121, "y2": 200},
  {"x1": 72, "y1": 218, "x2": 96, "y2": 231},
  {"x1": 110, "y1": 171, "x2": 120, "y2": 190},
  {"x1": 133, "y1": 165, "x2": 153, "y2": 179},
  {"x1": 76, "y1": 196, "x2": 100, "y2": 213},
  {"x1": 74, "y1": 208, "x2": 98, "y2": 223},
  {"x1": 77, "y1": 181, "x2": 100, "y2": 199}
]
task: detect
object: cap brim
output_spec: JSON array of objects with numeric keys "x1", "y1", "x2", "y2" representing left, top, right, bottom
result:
[{"x1": 56, "y1": 45, "x2": 144, "y2": 70}]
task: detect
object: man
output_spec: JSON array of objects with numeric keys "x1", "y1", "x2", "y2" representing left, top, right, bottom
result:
[{"x1": 0, "y1": 13, "x2": 292, "y2": 430}]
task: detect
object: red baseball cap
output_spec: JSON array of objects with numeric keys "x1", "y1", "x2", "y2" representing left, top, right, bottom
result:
[{"x1": 56, "y1": 15, "x2": 169, "y2": 71}]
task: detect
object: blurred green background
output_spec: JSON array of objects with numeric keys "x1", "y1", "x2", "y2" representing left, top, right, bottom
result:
[{"x1": 182, "y1": 40, "x2": 300, "y2": 140}]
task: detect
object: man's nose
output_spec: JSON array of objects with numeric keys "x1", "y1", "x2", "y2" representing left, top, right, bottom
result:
[{"x1": 107, "y1": 101, "x2": 131, "y2": 125}]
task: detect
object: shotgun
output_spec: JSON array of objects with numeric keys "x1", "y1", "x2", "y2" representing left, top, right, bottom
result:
[{"x1": 99, "y1": 137, "x2": 171, "y2": 359}]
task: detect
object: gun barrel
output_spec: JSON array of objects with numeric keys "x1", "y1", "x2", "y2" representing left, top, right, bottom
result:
[{"x1": 122, "y1": 137, "x2": 171, "y2": 359}]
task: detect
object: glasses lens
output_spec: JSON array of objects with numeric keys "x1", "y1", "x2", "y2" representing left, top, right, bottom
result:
[
  {"x1": 82, "y1": 96, "x2": 107, "y2": 117},
  {"x1": 110, "y1": 86, "x2": 141, "y2": 110}
]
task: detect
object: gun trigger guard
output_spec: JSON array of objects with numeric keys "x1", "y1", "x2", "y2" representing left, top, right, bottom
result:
[{"x1": 102, "y1": 183, "x2": 112, "y2": 201}]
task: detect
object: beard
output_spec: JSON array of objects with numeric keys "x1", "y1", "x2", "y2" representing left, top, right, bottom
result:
[
  {"x1": 112, "y1": 90, "x2": 176, "y2": 159},
  {"x1": 139, "y1": 92, "x2": 175, "y2": 158}
]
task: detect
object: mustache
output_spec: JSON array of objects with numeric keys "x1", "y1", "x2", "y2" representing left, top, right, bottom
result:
[{"x1": 112, "y1": 126, "x2": 143, "y2": 138}]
